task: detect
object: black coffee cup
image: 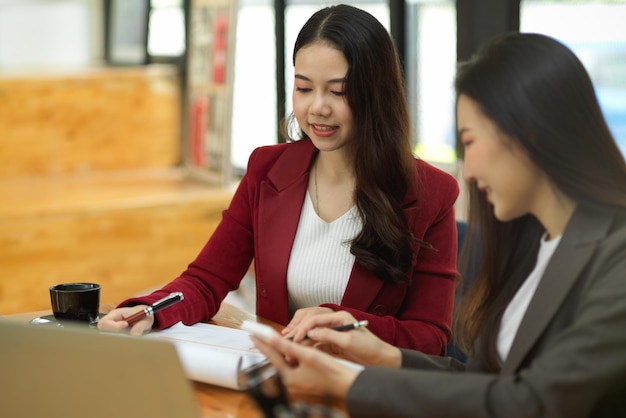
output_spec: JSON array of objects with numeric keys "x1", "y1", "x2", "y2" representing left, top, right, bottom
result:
[{"x1": 49, "y1": 282, "x2": 101, "y2": 323}]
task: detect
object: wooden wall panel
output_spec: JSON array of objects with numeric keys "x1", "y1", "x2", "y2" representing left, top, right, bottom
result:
[{"x1": 0, "y1": 66, "x2": 181, "y2": 178}]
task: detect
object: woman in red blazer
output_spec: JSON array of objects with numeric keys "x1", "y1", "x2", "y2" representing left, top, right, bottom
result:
[{"x1": 98, "y1": 4, "x2": 459, "y2": 354}]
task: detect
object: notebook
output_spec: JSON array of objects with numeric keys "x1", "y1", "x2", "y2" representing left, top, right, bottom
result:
[{"x1": 0, "y1": 318, "x2": 200, "y2": 418}]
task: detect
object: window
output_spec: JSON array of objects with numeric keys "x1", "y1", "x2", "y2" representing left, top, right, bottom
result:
[
  {"x1": 230, "y1": 0, "x2": 277, "y2": 171},
  {"x1": 148, "y1": 0, "x2": 186, "y2": 58},
  {"x1": 406, "y1": 0, "x2": 457, "y2": 163},
  {"x1": 521, "y1": 0, "x2": 626, "y2": 157},
  {"x1": 0, "y1": 0, "x2": 92, "y2": 69}
]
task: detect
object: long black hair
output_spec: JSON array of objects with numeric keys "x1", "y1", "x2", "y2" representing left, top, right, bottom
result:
[
  {"x1": 454, "y1": 32, "x2": 626, "y2": 371},
  {"x1": 287, "y1": 4, "x2": 422, "y2": 284}
]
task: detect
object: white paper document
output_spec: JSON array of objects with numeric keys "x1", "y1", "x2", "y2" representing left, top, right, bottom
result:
[
  {"x1": 146, "y1": 321, "x2": 365, "y2": 390},
  {"x1": 146, "y1": 322, "x2": 267, "y2": 390}
]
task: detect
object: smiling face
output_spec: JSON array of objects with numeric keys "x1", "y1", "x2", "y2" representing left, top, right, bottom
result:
[
  {"x1": 292, "y1": 42, "x2": 354, "y2": 153},
  {"x1": 458, "y1": 94, "x2": 545, "y2": 222}
]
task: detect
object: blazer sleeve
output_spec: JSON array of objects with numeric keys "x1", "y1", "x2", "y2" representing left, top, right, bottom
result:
[
  {"x1": 116, "y1": 148, "x2": 266, "y2": 329},
  {"x1": 345, "y1": 222, "x2": 626, "y2": 417}
]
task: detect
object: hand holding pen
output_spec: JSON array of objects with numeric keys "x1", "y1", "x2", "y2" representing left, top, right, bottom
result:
[
  {"x1": 284, "y1": 320, "x2": 369, "y2": 342},
  {"x1": 252, "y1": 313, "x2": 402, "y2": 370},
  {"x1": 123, "y1": 292, "x2": 184, "y2": 326},
  {"x1": 243, "y1": 320, "x2": 369, "y2": 342},
  {"x1": 304, "y1": 318, "x2": 402, "y2": 368}
]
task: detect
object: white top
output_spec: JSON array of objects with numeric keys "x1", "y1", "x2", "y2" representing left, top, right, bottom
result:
[
  {"x1": 287, "y1": 191, "x2": 362, "y2": 314},
  {"x1": 497, "y1": 233, "x2": 562, "y2": 363}
]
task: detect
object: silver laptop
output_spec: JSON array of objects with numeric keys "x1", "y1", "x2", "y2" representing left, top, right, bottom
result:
[{"x1": 0, "y1": 318, "x2": 199, "y2": 418}]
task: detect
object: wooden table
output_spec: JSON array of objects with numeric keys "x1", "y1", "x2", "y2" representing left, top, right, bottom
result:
[{"x1": 5, "y1": 302, "x2": 348, "y2": 418}]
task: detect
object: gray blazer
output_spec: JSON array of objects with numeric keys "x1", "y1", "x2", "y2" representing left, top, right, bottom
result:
[{"x1": 347, "y1": 204, "x2": 626, "y2": 417}]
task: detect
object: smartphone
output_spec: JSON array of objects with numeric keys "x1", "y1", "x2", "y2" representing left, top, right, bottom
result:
[{"x1": 240, "y1": 320, "x2": 280, "y2": 342}]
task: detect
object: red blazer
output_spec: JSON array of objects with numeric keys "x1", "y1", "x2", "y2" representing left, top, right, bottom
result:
[{"x1": 121, "y1": 139, "x2": 459, "y2": 353}]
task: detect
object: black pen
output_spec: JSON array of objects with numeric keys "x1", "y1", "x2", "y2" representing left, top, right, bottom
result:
[
  {"x1": 330, "y1": 320, "x2": 369, "y2": 332},
  {"x1": 124, "y1": 292, "x2": 184, "y2": 325},
  {"x1": 288, "y1": 320, "x2": 369, "y2": 340}
]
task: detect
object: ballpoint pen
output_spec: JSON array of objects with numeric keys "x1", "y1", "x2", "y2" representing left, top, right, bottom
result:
[
  {"x1": 123, "y1": 292, "x2": 184, "y2": 325},
  {"x1": 285, "y1": 320, "x2": 369, "y2": 341},
  {"x1": 329, "y1": 320, "x2": 368, "y2": 332}
]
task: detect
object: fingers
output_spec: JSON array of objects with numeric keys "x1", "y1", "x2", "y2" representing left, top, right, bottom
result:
[
  {"x1": 97, "y1": 309, "x2": 129, "y2": 332},
  {"x1": 253, "y1": 335, "x2": 358, "y2": 398},
  {"x1": 284, "y1": 310, "x2": 357, "y2": 342},
  {"x1": 271, "y1": 334, "x2": 315, "y2": 361},
  {"x1": 302, "y1": 311, "x2": 358, "y2": 331},
  {"x1": 306, "y1": 327, "x2": 380, "y2": 366},
  {"x1": 306, "y1": 326, "x2": 360, "y2": 355},
  {"x1": 253, "y1": 334, "x2": 319, "y2": 370},
  {"x1": 282, "y1": 307, "x2": 334, "y2": 338},
  {"x1": 97, "y1": 318, "x2": 126, "y2": 332},
  {"x1": 281, "y1": 317, "x2": 300, "y2": 337},
  {"x1": 128, "y1": 317, "x2": 154, "y2": 336},
  {"x1": 97, "y1": 306, "x2": 153, "y2": 335},
  {"x1": 251, "y1": 336, "x2": 290, "y2": 371},
  {"x1": 308, "y1": 327, "x2": 402, "y2": 368}
]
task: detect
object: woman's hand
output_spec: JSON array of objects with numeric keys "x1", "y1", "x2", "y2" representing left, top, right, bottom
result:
[
  {"x1": 252, "y1": 334, "x2": 359, "y2": 399},
  {"x1": 282, "y1": 306, "x2": 335, "y2": 341},
  {"x1": 285, "y1": 311, "x2": 403, "y2": 368},
  {"x1": 97, "y1": 306, "x2": 154, "y2": 336}
]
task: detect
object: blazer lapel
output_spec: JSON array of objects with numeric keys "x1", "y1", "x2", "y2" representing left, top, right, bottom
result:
[
  {"x1": 341, "y1": 262, "x2": 385, "y2": 309},
  {"x1": 256, "y1": 140, "x2": 316, "y2": 321},
  {"x1": 501, "y1": 205, "x2": 614, "y2": 374}
]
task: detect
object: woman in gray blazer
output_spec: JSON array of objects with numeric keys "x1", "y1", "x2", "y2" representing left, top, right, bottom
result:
[{"x1": 253, "y1": 32, "x2": 626, "y2": 418}]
